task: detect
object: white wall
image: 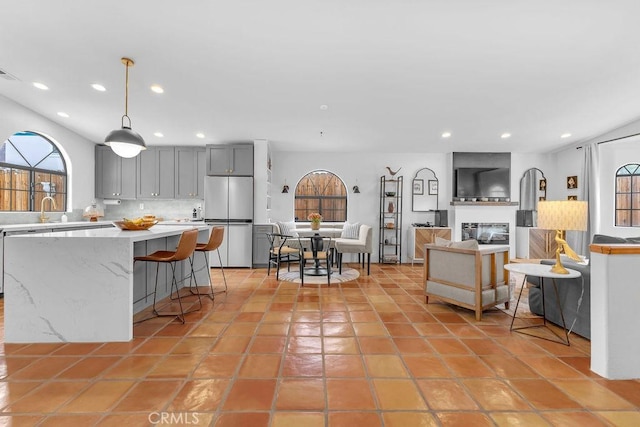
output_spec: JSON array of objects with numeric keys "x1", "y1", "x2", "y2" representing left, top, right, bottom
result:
[
  {"x1": 0, "y1": 95, "x2": 96, "y2": 219},
  {"x1": 270, "y1": 150, "x2": 550, "y2": 261},
  {"x1": 599, "y1": 136, "x2": 640, "y2": 236},
  {"x1": 553, "y1": 118, "x2": 640, "y2": 238}
]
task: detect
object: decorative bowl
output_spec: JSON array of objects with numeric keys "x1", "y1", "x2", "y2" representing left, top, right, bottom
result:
[
  {"x1": 385, "y1": 192, "x2": 396, "y2": 197},
  {"x1": 114, "y1": 219, "x2": 158, "y2": 231}
]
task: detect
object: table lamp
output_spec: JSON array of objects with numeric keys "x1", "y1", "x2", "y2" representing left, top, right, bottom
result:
[{"x1": 537, "y1": 200, "x2": 588, "y2": 274}]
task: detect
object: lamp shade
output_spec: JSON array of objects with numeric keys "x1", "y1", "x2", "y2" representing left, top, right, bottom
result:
[
  {"x1": 104, "y1": 127, "x2": 146, "y2": 158},
  {"x1": 537, "y1": 200, "x2": 588, "y2": 231}
]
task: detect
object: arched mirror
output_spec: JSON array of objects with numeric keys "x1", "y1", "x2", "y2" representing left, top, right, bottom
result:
[
  {"x1": 412, "y1": 167, "x2": 438, "y2": 211},
  {"x1": 519, "y1": 168, "x2": 546, "y2": 212}
]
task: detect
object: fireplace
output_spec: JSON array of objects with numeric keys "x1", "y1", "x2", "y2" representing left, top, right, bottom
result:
[{"x1": 461, "y1": 222, "x2": 509, "y2": 245}]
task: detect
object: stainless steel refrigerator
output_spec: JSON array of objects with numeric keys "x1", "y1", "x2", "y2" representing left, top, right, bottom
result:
[{"x1": 204, "y1": 176, "x2": 253, "y2": 267}]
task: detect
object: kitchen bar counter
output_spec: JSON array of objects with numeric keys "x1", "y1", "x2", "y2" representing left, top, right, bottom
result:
[
  {"x1": 4, "y1": 225, "x2": 210, "y2": 343},
  {"x1": 0, "y1": 220, "x2": 115, "y2": 233}
]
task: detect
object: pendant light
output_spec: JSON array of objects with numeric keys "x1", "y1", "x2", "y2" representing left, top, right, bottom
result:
[{"x1": 104, "y1": 57, "x2": 146, "y2": 158}]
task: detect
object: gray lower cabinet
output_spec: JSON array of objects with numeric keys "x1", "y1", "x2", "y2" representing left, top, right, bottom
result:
[
  {"x1": 253, "y1": 224, "x2": 273, "y2": 267},
  {"x1": 137, "y1": 147, "x2": 175, "y2": 199},
  {"x1": 206, "y1": 143, "x2": 254, "y2": 176},
  {"x1": 175, "y1": 147, "x2": 206, "y2": 199},
  {"x1": 95, "y1": 145, "x2": 137, "y2": 199}
]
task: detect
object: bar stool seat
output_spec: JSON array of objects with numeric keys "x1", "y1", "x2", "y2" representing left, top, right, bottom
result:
[
  {"x1": 134, "y1": 228, "x2": 201, "y2": 323},
  {"x1": 193, "y1": 226, "x2": 227, "y2": 298}
]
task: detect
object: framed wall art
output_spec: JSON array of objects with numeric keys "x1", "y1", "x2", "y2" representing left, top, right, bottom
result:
[
  {"x1": 567, "y1": 176, "x2": 578, "y2": 189},
  {"x1": 539, "y1": 179, "x2": 547, "y2": 191},
  {"x1": 413, "y1": 179, "x2": 424, "y2": 195},
  {"x1": 428, "y1": 180, "x2": 438, "y2": 195},
  {"x1": 568, "y1": 195, "x2": 578, "y2": 200}
]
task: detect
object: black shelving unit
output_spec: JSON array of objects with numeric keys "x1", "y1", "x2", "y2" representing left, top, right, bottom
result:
[{"x1": 379, "y1": 175, "x2": 403, "y2": 264}]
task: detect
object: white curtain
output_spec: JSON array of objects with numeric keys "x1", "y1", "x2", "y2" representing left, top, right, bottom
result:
[{"x1": 570, "y1": 143, "x2": 600, "y2": 255}]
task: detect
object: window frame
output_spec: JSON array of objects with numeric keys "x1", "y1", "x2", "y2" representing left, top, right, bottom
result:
[
  {"x1": 294, "y1": 170, "x2": 347, "y2": 222},
  {"x1": 0, "y1": 132, "x2": 67, "y2": 212},
  {"x1": 614, "y1": 163, "x2": 640, "y2": 227}
]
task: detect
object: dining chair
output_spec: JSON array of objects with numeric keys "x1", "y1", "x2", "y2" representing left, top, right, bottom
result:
[
  {"x1": 298, "y1": 235, "x2": 332, "y2": 286},
  {"x1": 267, "y1": 232, "x2": 300, "y2": 280}
]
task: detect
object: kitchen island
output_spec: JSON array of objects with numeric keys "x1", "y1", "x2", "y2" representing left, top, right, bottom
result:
[{"x1": 4, "y1": 224, "x2": 210, "y2": 343}]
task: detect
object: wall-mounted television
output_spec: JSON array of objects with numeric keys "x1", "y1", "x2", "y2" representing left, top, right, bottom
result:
[{"x1": 455, "y1": 167, "x2": 510, "y2": 198}]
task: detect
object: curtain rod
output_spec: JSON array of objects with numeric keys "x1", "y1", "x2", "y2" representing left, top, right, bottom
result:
[{"x1": 576, "y1": 131, "x2": 640, "y2": 149}]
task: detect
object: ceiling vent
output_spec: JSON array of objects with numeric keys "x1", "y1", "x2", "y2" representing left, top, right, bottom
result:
[{"x1": 0, "y1": 68, "x2": 19, "y2": 81}]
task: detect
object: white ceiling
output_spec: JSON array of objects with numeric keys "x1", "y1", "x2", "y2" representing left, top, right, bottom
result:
[{"x1": 2, "y1": 0, "x2": 640, "y2": 153}]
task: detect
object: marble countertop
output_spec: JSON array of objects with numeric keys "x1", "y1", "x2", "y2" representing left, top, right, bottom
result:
[
  {"x1": 157, "y1": 220, "x2": 206, "y2": 225},
  {"x1": 0, "y1": 221, "x2": 114, "y2": 233},
  {"x1": 6, "y1": 224, "x2": 208, "y2": 242}
]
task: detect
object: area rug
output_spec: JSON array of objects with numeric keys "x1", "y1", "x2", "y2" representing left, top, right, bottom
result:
[
  {"x1": 277, "y1": 267, "x2": 360, "y2": 284},
  {"x1": 498, "y1": 272, "x2": 540, "y2": 318}
]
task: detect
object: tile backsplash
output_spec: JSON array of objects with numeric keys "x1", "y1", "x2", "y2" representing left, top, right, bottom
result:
[
  {"x1": 0, "y1": 199, "x2": 205, "y2": 226},
  {"x1": 101, "y1": 199, "x2": 205, "y2": 221}
]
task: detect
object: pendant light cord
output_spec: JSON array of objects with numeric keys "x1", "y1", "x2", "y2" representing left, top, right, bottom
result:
[
  {"x1": 121, "y1": 57, "x2": 134, "y2": 128},
  {"x1": 124, "y1": 59, "x2": 129, "y2": 117}
]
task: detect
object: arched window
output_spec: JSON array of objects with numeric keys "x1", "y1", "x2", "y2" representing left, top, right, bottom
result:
[
  {"x1": 615, "y1": 163, "x2": 640, "y2": 227},
  {"x1": 0, "y1": 131, "x2": 67, "y2": 212},
  {"x1": 294, "y1": 170, "x2": 347, "y2": 222}
]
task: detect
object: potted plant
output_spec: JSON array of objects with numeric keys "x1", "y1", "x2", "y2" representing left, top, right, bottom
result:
[{"x1": 308, "y1": 212, "x2": 322, "y2": 230}]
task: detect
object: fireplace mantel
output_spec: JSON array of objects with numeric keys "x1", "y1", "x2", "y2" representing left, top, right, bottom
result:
[
  {"x1": 450, "y1": 204, "x2": 518, "y2": 256},
  {"x1": 450, "y1": 201, "x2": 519, "y2": 207}
]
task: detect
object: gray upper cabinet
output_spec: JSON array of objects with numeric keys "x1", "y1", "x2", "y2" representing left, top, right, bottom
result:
[
  {"x1": 207, "y1": 143, "x2": 254, "y2": 176},
  {"x1": 175, "y1": 147, "x2": 206, "y2": 199},
  {"x1": 95, "y1": 145, "x2": 137, "y2": 199},
  {"x1": 137, "y1": 147, "x2": 175, "y2": 199}
]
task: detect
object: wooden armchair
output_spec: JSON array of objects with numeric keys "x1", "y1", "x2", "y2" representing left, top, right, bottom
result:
[{"x1": 423, "y1": 243, "x2": 510, "y2": 320}]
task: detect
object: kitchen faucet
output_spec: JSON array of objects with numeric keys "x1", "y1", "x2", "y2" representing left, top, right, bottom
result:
[{"x1": 40, "y1": 196, "x2": 57, "y2": 223}]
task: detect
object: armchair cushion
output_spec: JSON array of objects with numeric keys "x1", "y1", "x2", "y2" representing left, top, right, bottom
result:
[
  {"x1": 340, "y1": 222, "x2": 360, "y2": 239},
  {"x1": 434, "y1": 237, "x2": 480, "y2": 250},
  {"x1": 335, "y1": 224, "x2": 372, "y2": 253}
]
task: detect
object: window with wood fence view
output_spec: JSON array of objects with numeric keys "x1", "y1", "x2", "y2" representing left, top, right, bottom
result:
[
  {"x1": 0, "y1": 132, "x2": 67, "y2": 212},
  {"x1": 294, "y1": 170, "x2": 347, "y2": 222},
  {"x1": 615, "y1": 163, "x2": 640, "y2": 227}
]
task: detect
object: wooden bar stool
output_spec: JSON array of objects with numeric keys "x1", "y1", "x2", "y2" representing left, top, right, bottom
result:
[
  {"x1": 134, "y1": 228, "x2": 201, "y2": 323},
  {"x1": 192, "y1": 226, "x2": 227, "y2": 299}
]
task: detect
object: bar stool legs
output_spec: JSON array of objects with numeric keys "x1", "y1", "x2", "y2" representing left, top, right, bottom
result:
[
  {"x1": 190, "y1": 226, "x2": 228, "y2": 299},
  {"x1": 187, "y1": 248, "x2": 227, "y2": 300},
  {"x1": 134, "y1": 229, "x2": 201, "y2": 324}
]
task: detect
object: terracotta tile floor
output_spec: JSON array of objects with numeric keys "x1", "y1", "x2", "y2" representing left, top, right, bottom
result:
[{"x1": 1, "y1": 264, "x2": 639, "y2": 426}]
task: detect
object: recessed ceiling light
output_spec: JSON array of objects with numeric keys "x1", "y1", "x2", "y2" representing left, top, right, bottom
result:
[
  {"x1": 501, "y1": 133, "x2": 511, "y2": 139},
  {"x1": 32, "y1": 82, "x2": 49, "y2": 90},
  {"x1": 150, "y1": 85, "x2": 164, "y2": 94},
  {"x1": 153, "y1": 132, "x2": 164, "y2": 137},
  {"x1": 561, "y1": 133, "x2": 572, "y2": 138},
  {"x1": 57, "y1": 112, "x2": 69, "y2": 118},
  {"x1": 320, "y1": 104, "x2": 328, "y2": 110},
  {"x1": 441, "y1": 132, "x2": 451, "y2": 138},
  {"x1": 196, "y1": 133, "x2": 205, "y2": 139},
  {"x1": 91, "y1": 83, "x2": 106, "y2": 92}
]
